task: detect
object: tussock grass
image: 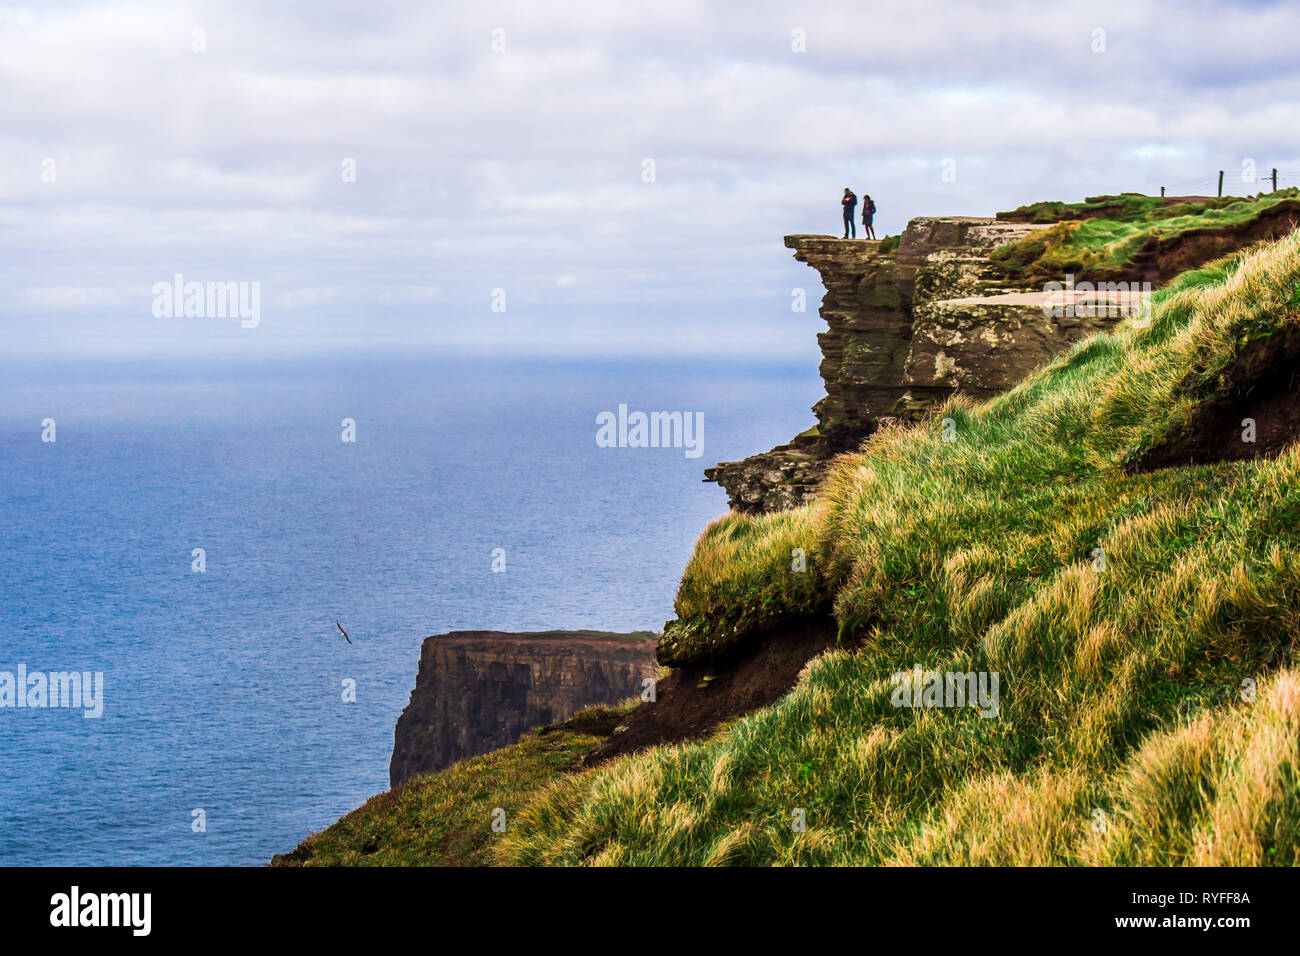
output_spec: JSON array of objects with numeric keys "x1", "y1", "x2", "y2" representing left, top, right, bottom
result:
[
  {"x1": 657, "y1": 507, "x2": 826, "y2": 665},
  {"x1": 494, "y1": 230, "x2": 1300, "y2": 865}
]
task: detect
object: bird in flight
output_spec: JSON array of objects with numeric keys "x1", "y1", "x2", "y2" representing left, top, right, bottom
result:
[{"x1": 336, "y1": 622, "x2": 352, "y2": 645}]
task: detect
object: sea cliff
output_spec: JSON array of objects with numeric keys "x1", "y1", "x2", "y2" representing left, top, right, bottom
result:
[
  {"x1": 707, "y1": 195, "x2": 1300, "y2": 512},
  {"x1": 389, "y1": 630, "x2": 657, "y2": 787}
]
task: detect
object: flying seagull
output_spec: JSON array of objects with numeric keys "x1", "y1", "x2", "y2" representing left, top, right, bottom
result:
[{"x1": 336, "y1": 622, "x2": 352, "y2": 645}]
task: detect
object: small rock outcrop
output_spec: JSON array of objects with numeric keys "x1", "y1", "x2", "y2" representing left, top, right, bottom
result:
[
  {"x1": 389, "y1": 630, "x2": 658, "y2": 787},
  {"x1": 707, "y1": 218, "x2": 1052, "y2": 511},
  {"x1": 709, "y1": 199, "x2": 1300, "y2": 513},
  {"x1": 706, "y1": 217, "x2": 1151, "y2": 511}
]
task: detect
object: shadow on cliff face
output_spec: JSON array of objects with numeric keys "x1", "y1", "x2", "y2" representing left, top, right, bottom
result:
[
  {"x1": 1127, "y1": 324, "x2": 1300, "y2": 472},
  {"x1": 575, "y1": 615, "x2": 844, "y2": 768}
]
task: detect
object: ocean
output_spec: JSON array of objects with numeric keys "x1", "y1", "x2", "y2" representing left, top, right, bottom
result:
[{"x1": 0, "y1": 356, "x2": 819, "y2": 865}]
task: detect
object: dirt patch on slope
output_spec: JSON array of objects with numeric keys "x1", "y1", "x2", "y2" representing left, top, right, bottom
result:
[
  {"x1": 579, "y1": 615, "x2": 843, "y2": 767},
  {"x1": 1129, "y1": 324, "x2": 1300, "y2": 471}
]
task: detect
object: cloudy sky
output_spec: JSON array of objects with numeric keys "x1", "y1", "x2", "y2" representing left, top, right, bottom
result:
[{"x1": 3, "y1": 0, "x2": 1298, "y2": 360}]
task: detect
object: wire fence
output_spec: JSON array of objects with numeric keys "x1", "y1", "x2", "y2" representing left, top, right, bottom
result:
[{"x1": 1159, "y1": 167, "x2": 1300, "y2": 197}]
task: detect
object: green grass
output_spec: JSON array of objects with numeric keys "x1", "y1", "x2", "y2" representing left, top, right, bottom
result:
[
  {"x1": 271, "y1": 706, "x2": 631, "y2": 866},
  {"x1": 495, "y1": 229, "x2": 1300, "y2": 865},
  {"x1": 657, "y1": 507, "x2": 827, "y2": 665},
  {"x1": 1000, "y1": 192, "x2": 1243, "y2": 224},
  {"x1": 286, "y1": 230, "x2": 1300, "y2": 866},
  {"x1": 991, "y1": 189, "x2": 1299, "y2": 285}
]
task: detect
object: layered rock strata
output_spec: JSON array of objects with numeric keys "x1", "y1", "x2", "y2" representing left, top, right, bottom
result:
[
  {"x1": 390, "y1": 630, "x2": 658, "y2": 787},
  {"x1": 704, "y1": 217, "x2": 1124, "y2": 512}
]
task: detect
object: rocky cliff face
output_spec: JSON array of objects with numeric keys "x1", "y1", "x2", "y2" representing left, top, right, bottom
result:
[
  {"x1": 706, "y1": 216, "x2": 1118, "y2": 512},
  {"x1": 389, "y1": 630, "x2": 658, "y2": 787}
]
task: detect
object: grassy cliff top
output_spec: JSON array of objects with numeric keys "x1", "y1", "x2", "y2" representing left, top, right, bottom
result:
[
  {"x1": 998, "y1": 191, "x2": 1265, "y2": 224},
  {"x1": 284, "y1": 230, "x2": 1300, "y2": 866},
  {"x1": 990, "y1": 189, "x2": 1300, "y2": 285}
]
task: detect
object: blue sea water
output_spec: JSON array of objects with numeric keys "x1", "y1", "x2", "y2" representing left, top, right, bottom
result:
[{"x1": 0, "y1": 356, "x2": 819, "y2": 865}]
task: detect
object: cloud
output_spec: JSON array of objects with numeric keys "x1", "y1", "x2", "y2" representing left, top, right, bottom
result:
[
  {"x1": 18, "y1": 286, "x2": 126, "y2": 309},
  {"x1": 1, "y1": 0, "x2": 1298, "y2": 359},
  {"x1": 277, "y1": 286, "x2": 343, "y2": 309},
  {"x1": 377, "y1": 285, "x2": 441, "y2": 305}
]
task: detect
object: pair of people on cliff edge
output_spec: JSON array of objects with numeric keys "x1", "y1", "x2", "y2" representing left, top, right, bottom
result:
[{"x1": 841, "y1": 188, "x2": 877, "y2": 240}]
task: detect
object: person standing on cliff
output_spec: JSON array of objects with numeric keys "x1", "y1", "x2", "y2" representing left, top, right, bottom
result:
[
  {"x1": 841, "y1": 187, "x2": 857, "y2": 238},
  {"x1": 862, "y1": 194, "x2": 877, "y2": 240}
]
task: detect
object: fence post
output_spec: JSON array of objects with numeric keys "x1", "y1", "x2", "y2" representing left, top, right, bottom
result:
[
  {"x1": 1273, "y1": 168, "x2": 1279, "y2": 192},
  {"x1": 1218, "y1": 170, "x2": 1224, "y2": 197}
]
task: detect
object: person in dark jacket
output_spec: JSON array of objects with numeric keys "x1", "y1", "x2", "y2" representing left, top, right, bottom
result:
[
  {"x1": 862, "y1": 194, "x2": 877, "y2": 239},
  {"x1": 841, "y1": 188, "x2": 857, "y2": 238}
]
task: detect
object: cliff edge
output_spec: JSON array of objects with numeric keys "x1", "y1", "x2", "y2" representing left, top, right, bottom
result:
[
  {"x1": 707, "y1": 193, "x2": 1300, "y2": 512},
  {"x1": 389, "y1": 630, "x2": 658, "y2": 787},
  {"x1": 705, "y1": 218, "x2": 1049, "y2": 511}
]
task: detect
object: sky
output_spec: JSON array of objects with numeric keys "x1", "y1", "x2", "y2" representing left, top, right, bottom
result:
[{"x1": 2, "y1": 0, "x2": 1299, "y2": 360}]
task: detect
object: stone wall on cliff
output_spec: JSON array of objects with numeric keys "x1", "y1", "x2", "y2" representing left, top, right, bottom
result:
[
  {"x1": 389, "y1": 630, "x2": 658, "y2": 787},
  {"x1": 705, "y1": 216, "x2": 1123, "y2": 513}
]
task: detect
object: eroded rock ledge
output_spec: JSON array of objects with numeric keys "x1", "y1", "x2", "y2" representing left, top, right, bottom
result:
[{"x1": 706, "y1": 217, "x2": 1115, "y2": 512}]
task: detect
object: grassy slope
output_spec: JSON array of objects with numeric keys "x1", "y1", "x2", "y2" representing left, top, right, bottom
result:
[
  {"x1": 282, "y1": 231, "x2": 1300, "y2": 866},
  {"x1": 501, "y1": 231, "x2": 1300, "y2": 865},
  {"x1": 991, "y1": 189, "x2": 1299, "y2": 284},
  {"x1": 272, "y1": 707, "x2": 630, "y2": 866}
]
